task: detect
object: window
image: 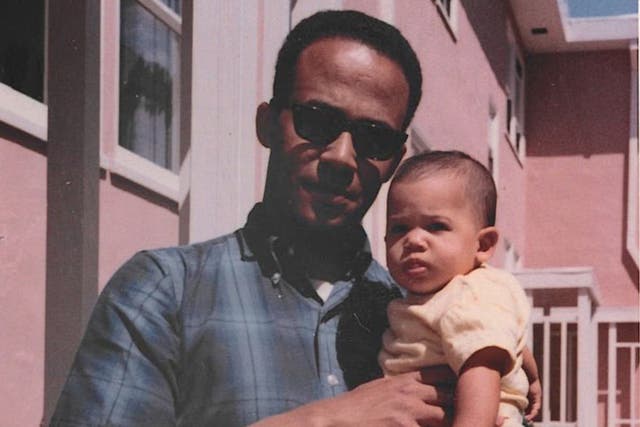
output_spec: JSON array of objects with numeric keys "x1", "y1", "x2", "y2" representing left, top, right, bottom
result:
[
  {"x1": 487, "y1": 104, "x2": 500, "y2": 183},
  {"x1": 504, "y1": 240, "x2": 521, "y2": 271},
  {"x1": 0, "y1": 0, "x2": 45, "y2": 102},
  {"x1": 433, "y1": 0, "x2": 458, "y2": 37},
  {"x1": 410, "y1": 127, "x2": 430, "y2": 155},
  {"x1": 0, "y1": 0, "x2": 47, "y2": 140},
  {"x1": 119, "y1": 0, "x2": 181, "y2": 172},
  {"x1": 506, "y1": 23, "x2": 526, "y2": 161}
]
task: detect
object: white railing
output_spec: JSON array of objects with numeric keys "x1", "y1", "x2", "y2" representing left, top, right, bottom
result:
[
  {"x1": 596, "y1": 308, "x2": 640, "y2": 427},
  {"x1": 514, "y1": 268, "x2": 640, "y2": 427}
]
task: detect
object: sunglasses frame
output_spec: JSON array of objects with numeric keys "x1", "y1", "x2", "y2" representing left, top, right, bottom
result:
[{"x1": 290, "y1": 103, "x2": 408, "y2": 161}]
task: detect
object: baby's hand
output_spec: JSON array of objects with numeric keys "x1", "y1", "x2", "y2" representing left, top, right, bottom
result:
[{"x1": 525, "y1": 377, "x2": 542, "y2": 422}]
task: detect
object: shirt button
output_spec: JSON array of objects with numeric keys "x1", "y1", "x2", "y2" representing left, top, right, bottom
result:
[{"x1": 327, "y1": 374, "x2": 340, "y2": 386}]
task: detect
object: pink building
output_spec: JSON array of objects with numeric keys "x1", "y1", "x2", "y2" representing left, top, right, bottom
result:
[{"x1": 0, "y1": 1, "x2": 637, "y2": 426}]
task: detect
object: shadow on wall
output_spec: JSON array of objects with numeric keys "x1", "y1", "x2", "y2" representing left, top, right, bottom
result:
[
  {"x1": 460, "y1": 0, "x2": 511, "y2": 92},
  {"x1": 526, "y1": 50, "x2": 631, "y2": 158},
  {"x1": 0, "y1": 120, "x2": 46, "y2": 156},
  {"x1": 107, "y1": 173, "x2": 179, "y2": 214}
]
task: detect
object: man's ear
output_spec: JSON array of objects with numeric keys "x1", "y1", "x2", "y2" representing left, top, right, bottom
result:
[
  {"x1": 475, "y1": 226, "x2": 499, "y2": 264},
  {"x1": 381, "y1": 145, "x2": 407, "y2": 183},
  {"x1": 256, "y1": 101, "x2": 281, "y2": 148}
]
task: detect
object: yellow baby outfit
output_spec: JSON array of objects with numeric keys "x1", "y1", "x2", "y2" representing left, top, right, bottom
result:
[{"x1": 379, "y1": 264, "x2": 530, "y2": 427}]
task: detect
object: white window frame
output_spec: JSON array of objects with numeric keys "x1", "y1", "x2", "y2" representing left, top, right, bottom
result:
[
  {"x1": 487, "y1": 102, "x2": 500, "y2": 185},
  {"x1": 505, "y1": 22, "x2": 526, "y2": 164},
  {"x1": 100, "y1": 0, "x2": 182, "y2": 203},
  {"x1": 503, "y1": 240, "x2": 522, "y2": 272},
  {"x1": 626, "y1": 42, "x2": 638, "y2": 267},
  {"x1": 0, "y1": 84, "x2": 47, "y2": 141},
  {"x1": 433, "y1": 0, "x2": 459, "y2": 40},
  {"x1": 290, "y1": 0, "x2": 343, "y2": 28},
  {"x1": 0, "y1": 0, "x2": 48, "y2": 141}
]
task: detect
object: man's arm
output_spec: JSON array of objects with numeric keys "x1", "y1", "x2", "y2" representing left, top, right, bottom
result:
[
  {"x1": 50, "y1": 252, "x2": 180, "y2": 427},
  {"x1": 251, "y1": 370, "x2": 454, "y2": 427}
]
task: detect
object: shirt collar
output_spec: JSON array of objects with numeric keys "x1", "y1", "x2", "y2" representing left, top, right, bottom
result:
[{"x1": 238, "y1": 203, "x2": 373, "y2": 293}]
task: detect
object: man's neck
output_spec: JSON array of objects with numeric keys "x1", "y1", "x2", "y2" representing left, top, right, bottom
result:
[{"x1": 248, "y1": 203, "x2": 370, "y2": 283}]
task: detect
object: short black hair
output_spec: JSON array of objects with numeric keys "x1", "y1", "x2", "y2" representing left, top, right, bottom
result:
[
  {"x1": 272, "y1": 10, "x2": 422, "y2": 130},
  {"x1": 391, "y1": 150, "x2": 497, "y2": 227}
]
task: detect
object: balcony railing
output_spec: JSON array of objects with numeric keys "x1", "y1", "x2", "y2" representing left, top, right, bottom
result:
[{"x1": 514, "y1": 267, "x2": 639, "y2": 427}]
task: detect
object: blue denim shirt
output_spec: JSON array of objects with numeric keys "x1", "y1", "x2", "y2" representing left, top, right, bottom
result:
[{"x1": 51, "y1": 207, "x2": 398, "y2": 426}]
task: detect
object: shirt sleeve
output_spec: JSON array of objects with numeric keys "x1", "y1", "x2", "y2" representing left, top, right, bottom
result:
[
  {"x1": 439, "y1": 281, "x2": 523, "y2": 376},
  {"x1": 50, "y1": 251, "x2": 182, "y2": 427}
]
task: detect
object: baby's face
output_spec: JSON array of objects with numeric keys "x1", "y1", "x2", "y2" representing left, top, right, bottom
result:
[{"x1": 385, "y1": 174, "x2": 483, "y2": 296}]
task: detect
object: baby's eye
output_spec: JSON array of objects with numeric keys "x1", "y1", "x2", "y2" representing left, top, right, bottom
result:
[
  {"x1": 425, "y1": 222, "x2": 449, "y2": 232},
  {"x1": 387, "y1": 223, "x2": 408, "y2": 234}
]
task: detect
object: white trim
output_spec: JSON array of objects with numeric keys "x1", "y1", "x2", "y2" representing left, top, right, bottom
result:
[
  {"x1": 433, "y1": 0, "x2": 458, "y2": 40},
  {"x1": 505, "y1": 23, "x2": 526, "y2": 164},
  {"x1": 557, "y1": 0, "x2": 638, "y2": 44},
  {"x1": 43, "y1": 0, "x2": 49, "y2": 104},
  {"x1": 559, "y1": 320, "x2": 568, "y2": 422},
  {"x1": 576, "y1": 288, "x2": 598, "y2": 427},
  {"x1": 607, "y1": 322, "x2": 617, "y2": 427},
  {"x1": 627, "y1": 42, "x2": 638, "y2": 267},
  {"x1": 409, "y1": 126, "x2": 430, "y2": 153},
  {"x1": 594, "y1": 306, "x2": 640, "y2": 323},
  {"x1": 178, "y1": 147, "x2": 190, "y2": 208},
  {"x1": 188, "y1": 0, "x2": 261, "y2": 241},
  {"x1": 377, "y1": 0, "x2": 395, "y2": 24},
  {"x1": 513, "y1": 266, "x2": 601, "y2": 306},
  {"x1": 0, "y1": 83, "x2": 48, "y2": 141},
  {"x1": 488, "y1": 104, "x2": 500, "y2": 185},
  {"x1": 99, "y1": 0, "x2": 107, "y2": 166},
  {"x1": 541, "y1": 319, "x2": 551, "y2": 422},
  {"x1": 137, "y1": 0, "x2": 181, "y2": 34},
  {"x1": 109, "y1": 145, "x2": 180, "y2": 201},
  {"x1": 291, "y1": 0, "x2": 343, "y2": 27}
]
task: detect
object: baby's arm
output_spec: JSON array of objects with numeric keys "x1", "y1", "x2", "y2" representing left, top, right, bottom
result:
[
  {"x1": 522, "y1": 346, "x2": 541, "y2": 421},
  {"x1": 453, "y1": 346, "x2": 509, "y2": 427}
]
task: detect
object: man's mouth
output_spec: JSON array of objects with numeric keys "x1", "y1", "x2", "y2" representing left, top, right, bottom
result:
[{"x1": 301, "y1": 181, "x2": 354, "y2": 204}]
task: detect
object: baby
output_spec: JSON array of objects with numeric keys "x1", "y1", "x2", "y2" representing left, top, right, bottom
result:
[{"x1": 379, "y1": 150, "x2": 540, "y2": 427}]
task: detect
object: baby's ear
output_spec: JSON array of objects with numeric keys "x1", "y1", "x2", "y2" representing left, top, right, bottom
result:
[{"x1": 475, "y1": 226, "x2": 499, "y2": 264}]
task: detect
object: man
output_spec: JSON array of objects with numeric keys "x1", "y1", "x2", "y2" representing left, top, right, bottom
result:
[{"x1": 51, "y1": 10, "x2": 452, "y2": 426}]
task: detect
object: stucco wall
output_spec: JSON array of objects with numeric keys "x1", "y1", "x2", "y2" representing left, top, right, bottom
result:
[
  {"x1": 395, "y1": 0, "x2": 527, "y2": 265},
  {"x1": 0, "y1": 127, "x2": 47, "y2": 426},
  {"x1": 98, "y1": 175, "x2": 179, "y2": 290},
  {"x1": 525, "y1": 50, "x2": 638, "y2": 306}
]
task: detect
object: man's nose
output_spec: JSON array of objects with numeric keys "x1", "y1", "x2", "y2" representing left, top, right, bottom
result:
[
  {"x1": 320, "y1": 131, "x2": 357, "y2": 168},
  {"x1": 317, "y1": 132, "x2": 357, "y2": 187}
]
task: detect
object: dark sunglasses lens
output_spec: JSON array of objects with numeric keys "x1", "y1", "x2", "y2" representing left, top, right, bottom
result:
[
  {"x1": 292, "y1": 105, "x2": 341, "y2": 145},
  {"x1": 352, "y1": 125, "x2": 407, "y2": 160}
]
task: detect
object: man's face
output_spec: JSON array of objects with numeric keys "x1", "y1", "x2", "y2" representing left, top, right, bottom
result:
[
  {"x1": 385, "y1": 174, "x2": 483, "y2": 296},
  {"x1": 270, "y1": 38, "x2": 409, "y2": 228}
]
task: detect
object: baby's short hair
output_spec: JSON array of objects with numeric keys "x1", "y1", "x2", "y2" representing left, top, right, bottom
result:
[{"x1": 391, "y1": 150, "x2": 497, "y2": 227}]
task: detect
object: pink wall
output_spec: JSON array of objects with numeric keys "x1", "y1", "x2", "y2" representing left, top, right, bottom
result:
[
  {"x1": 0, "y1": 127, "x2": 47, "y2": 426},
  {"x1": 525, "y1": 50, "x2": 638, "y2": 306},
  {"x1": 98, "y1": 175, "x2": 179, "y2": 289},
  {"x1": 395, "y1": 0, "x2": 527, "y2": 264},
  {"x1": 0, "y1": 133, "x2": 179, "y2": 427}
]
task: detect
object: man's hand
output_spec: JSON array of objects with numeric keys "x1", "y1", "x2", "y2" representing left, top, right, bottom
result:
[{"x1": 251, "y1": 369, "x2": 455, "y2": 427}]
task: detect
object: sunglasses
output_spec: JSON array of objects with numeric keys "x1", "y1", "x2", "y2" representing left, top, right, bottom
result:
[{"x1": 290, "y1": 103, "x2": 408, "y2": 161}]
